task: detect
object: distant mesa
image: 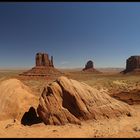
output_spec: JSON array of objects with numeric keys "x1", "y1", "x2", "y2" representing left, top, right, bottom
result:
[
  {"x1": 121, "y1": 55, "x2": 140, "y2": 74},
  {"x1": 84, "y1": 60, "x2": 94, "y2": 69},
  {"x1": 20, "y1": 52, "x2": 62, "y2": 77},
  {"x1": 82, "y1": 60, "x2": 101, "y2": 73}
]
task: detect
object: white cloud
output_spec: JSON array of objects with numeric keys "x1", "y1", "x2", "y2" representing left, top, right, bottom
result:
[{"x1": 60, "y1": 61, "x2": 70, "y2": 65}]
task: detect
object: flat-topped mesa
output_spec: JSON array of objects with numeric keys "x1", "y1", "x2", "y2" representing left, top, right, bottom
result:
[
  {"x1": 36, "y1": 53, "x2": 54, "y2": 67},
  {"x1": 122, "y1": 55, "x2": 140, "y2": 74},
  {"x1": 82, "y1": 60, "x2": 101, "y2": 73}
]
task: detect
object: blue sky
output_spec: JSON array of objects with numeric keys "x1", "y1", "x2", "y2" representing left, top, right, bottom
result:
[{"x1": 0, "y1": 2, "x2": 140, "y2": 68}]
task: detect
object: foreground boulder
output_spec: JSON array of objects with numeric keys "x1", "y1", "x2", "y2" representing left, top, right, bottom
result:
[
  {"x1": 0, "y1": 79, "x2": 38, "y2": 121},
  {"x1": 122, "y1": 55, "x2": 140, "y2": 74},
  {"x1": 37, "y1": 76, "x2": 133, "y2": 125},
  {"x1": 82, "y1": 60, "x2": 101, "y2": 73}
]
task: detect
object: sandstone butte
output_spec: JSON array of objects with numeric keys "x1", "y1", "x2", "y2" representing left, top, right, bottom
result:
[
  {"x1": 82, "y1": 60, "x2": 101, "y2": 73},
  {"x1": 37, "y1": 76, "x2": 133, "y2": 125},
  {"x1": 20, "y1": 52, "x2": 62, "y2": 77},
  {"x1": 121, "y1": 55, "x2": 140, "y2": 74}
]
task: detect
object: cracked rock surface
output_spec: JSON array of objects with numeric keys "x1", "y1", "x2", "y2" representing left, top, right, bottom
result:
[{"x1": 37, "y1": 76, "x2": 133, "y2": 125}]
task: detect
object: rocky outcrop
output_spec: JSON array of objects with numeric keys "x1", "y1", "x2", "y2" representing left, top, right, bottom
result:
[
  {"x1": 21, "y1": 66, "x2": 62, "y2": 77},
  {"x1": 0, "y1": 79, "x2": 38, "y2": 121},
  {"x1": 20, "y1": 52, "x2": 62, "y2": 77},
  {"x1": 122, "y1": 56, "x2": 140, "y2": 74},
  {"x1": 37, "y1": 76, "x2": 133, "y2": 125},
  {"x1": 82, "y1": 60, "x2": 101, "y2": 73},
  {"x1": 112, "y1": 89, "x2": 140, "y2": 105}
]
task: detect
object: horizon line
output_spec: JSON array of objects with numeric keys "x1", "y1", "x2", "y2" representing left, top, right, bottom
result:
[{"x1": 0, "y1": 66, "x2": 125, "y2": 70}]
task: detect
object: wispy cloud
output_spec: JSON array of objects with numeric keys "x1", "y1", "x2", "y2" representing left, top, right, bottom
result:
[{"x1": 60, "y1": 61, "x2": 70, "y2": 65}]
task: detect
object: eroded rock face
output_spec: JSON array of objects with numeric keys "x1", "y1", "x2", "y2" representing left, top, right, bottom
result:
[
  {"x1": 82, "y1": 60, "x2": 101, "y2": 73},
  {"x1": 37, "y1": 76, "x2": 133, "y2": 125},
  {"x1": 112, "y1": 89, "x2": 140, "y2": 105},
  {"x1": 36, "y1": 53, "x2": 54, "y2": 67},
  {"x1": 122, "y1": 56, "x2": 140, "y2": 74}
]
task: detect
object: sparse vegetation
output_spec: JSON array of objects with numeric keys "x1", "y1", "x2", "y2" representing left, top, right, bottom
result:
[
  {"x1": 0, "y1": 69, "x2": 140, "y2": 138},
  {"x1": 1, "y1": 69, "x2": 140, "y2": 97}
]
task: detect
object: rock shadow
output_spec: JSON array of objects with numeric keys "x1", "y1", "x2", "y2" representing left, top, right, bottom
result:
[{"x1": 21, "y1": 106, "x2": 42, "y2": 126}]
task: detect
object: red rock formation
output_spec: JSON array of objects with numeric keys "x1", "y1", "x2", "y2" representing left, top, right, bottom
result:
[
  {"x1": 20, "y1": 52, "x2": 62, "y2": 77},
  {"x1": 82, "y1": 60, "x2": 101, "y2": 73},
  {"x1": 37, "y1": 76, "x2": 133, "y2": 125},
  {"x1": 50, "y1": 56, "x2": 54, "y2": 67},
  {"x1": 36, "y1": 53, "x2": 53, "y2": 67},
  {"x1": 112, "y1": 90, "x2": 140, "y2": 105},
  {"x1": 122, "y1": 56, "x2": 140, "y2": 74}
]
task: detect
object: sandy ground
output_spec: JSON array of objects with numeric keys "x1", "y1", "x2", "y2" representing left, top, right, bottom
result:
[
  {"x1": 0, "y1": 104, "x2": 139, "y2": 138},
  {"x1": 0, "y1": 69, "x2": 140, "y2": 138}
]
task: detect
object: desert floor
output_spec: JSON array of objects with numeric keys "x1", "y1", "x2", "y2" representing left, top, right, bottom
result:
[{"x1": 0, "y1": 68, "x2": 140, "y2": 138}]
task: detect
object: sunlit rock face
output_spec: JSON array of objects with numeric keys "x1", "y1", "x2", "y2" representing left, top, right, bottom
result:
[
  {"x1": 0, "y1": 79, "x2": 38, "y2": 121},
  {"x1": 37, "y1": 76, "x2": 133, "y2": 125}
]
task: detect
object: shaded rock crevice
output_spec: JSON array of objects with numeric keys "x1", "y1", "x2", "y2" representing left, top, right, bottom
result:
[{"x1": 21, "y1": 107, "x2": 42, "y2": 126}]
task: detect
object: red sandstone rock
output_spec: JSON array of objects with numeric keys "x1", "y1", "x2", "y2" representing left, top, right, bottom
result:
[
  {"x1": 122, "y1": 56, "x2": 140, "y2": 74},
  {"x1": 36, "y1": 53, "x2": 53, "y2": 67},
  {"x1": 20, "y1": 52, "x2": 62, "y2": 77}
]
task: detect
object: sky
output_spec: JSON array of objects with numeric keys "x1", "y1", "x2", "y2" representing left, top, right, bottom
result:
[{"x1": 0, "y1": 2, "x2": 140, "y2": 68}]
